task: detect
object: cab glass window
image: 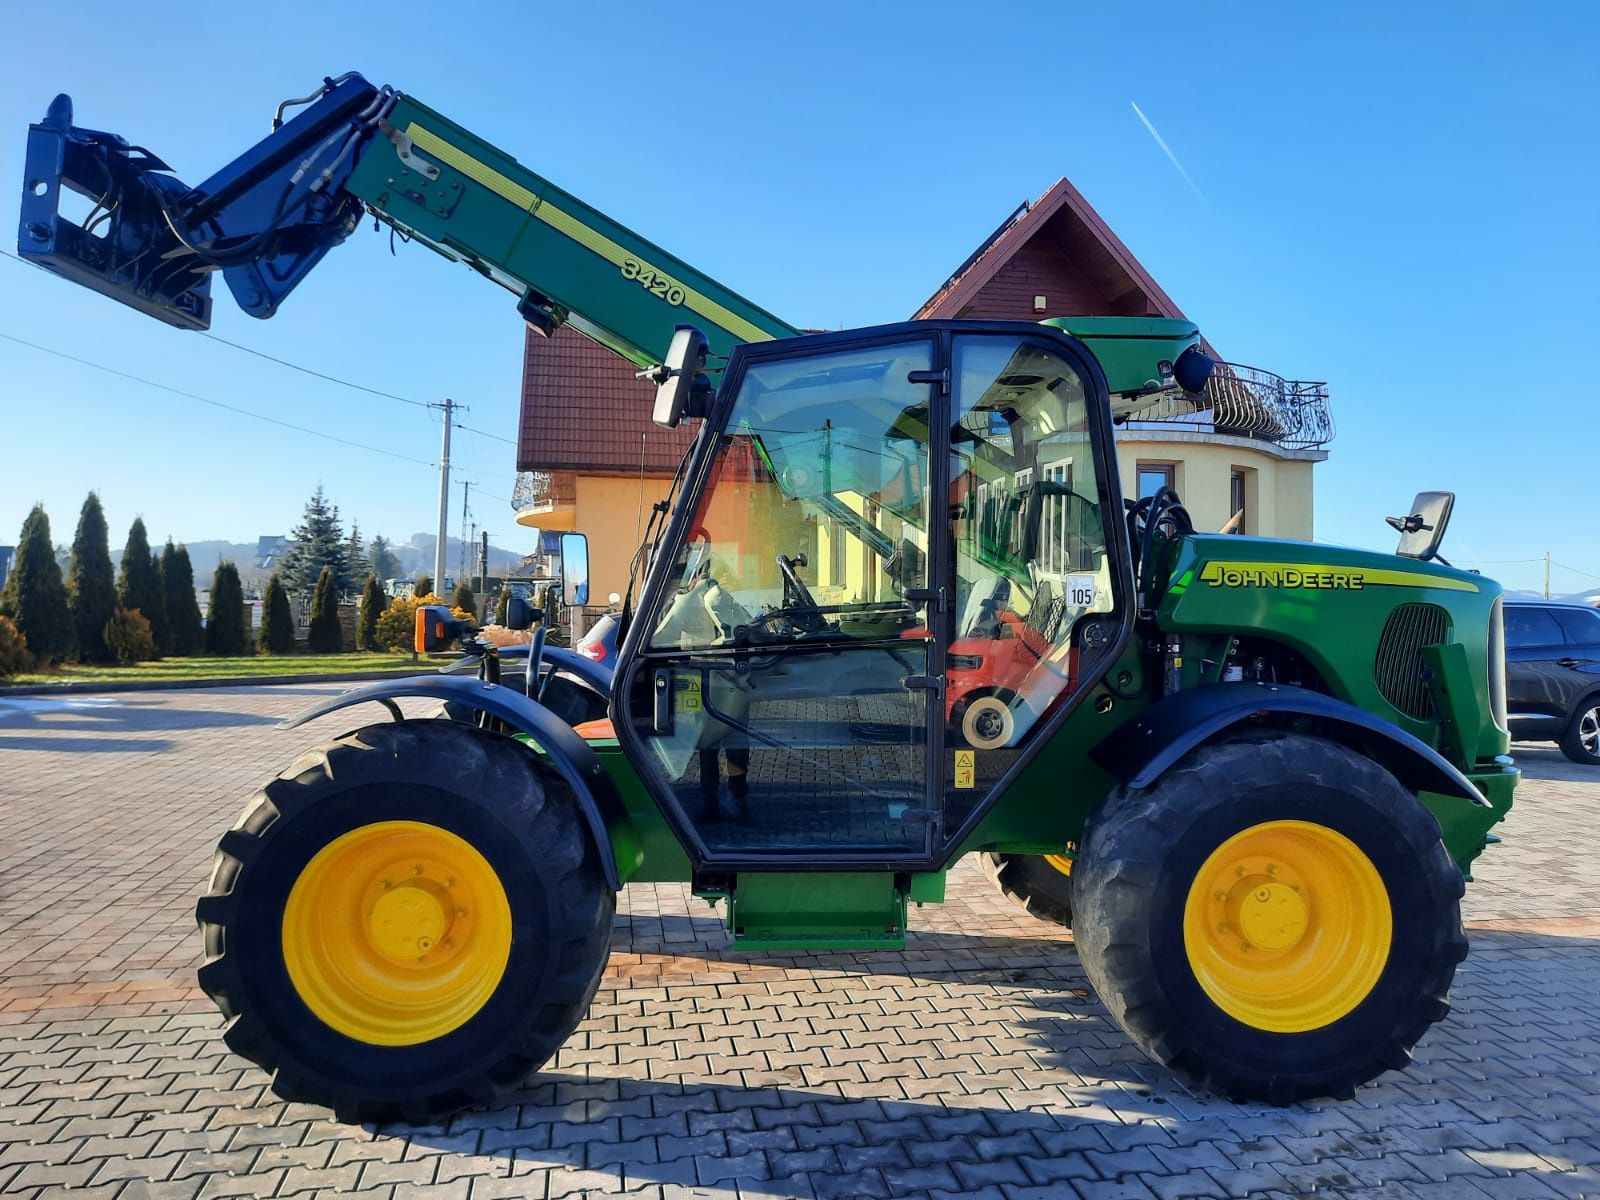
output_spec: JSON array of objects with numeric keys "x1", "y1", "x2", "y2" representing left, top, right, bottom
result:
[{"x1": 650, "y1": 341, "x2": 933, "y2": 650}]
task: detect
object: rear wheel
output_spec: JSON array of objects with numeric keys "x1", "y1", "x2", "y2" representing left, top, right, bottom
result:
[
  {"x1": 197, "y1": 720, "x2": 614, "y2": 1124},
  {"x1": 981, "y1": 851, "x2": 1074, "y2": 928},
  {"x1": 1072, "y1": 732, "x2": 1466, "y2": 1104},
  {"x1": 1559, "y1": 697, "x2": 1600, "y2": 765}
]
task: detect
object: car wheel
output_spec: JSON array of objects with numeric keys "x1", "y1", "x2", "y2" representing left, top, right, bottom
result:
[{"x1": 1559, "y1": 697, "x2": 1600, "y2": 765}]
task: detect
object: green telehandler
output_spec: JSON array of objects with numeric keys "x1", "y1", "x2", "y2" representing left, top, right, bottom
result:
[{"x1": 19, "y1": 72, "x2": 1516, "y2": 1123}]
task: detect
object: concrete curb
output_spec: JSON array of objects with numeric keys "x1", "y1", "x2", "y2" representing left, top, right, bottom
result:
[{"x1": 0, "y1": 666, "x2": 436, "y2": 697}]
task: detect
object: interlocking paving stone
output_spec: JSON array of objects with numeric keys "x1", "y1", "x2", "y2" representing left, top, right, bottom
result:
[{"x1": 3, "y1": 687, "x2": 1599, "y2": 1198}]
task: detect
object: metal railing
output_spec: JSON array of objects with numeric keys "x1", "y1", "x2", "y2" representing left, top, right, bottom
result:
[
  {"x1": 1125, "y1": 362, "x2": 1335, "y2": 451},
  {"x1": 511, "y1": 470, "x2": 577, "y2": 512}
]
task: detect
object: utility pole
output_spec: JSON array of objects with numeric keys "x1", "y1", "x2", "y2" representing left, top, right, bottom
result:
[
  {"x1": 432, "y1": 397, "x2": 455, "y2": 593},
  {"x1": 459, "y1": 479, "x2": 472, "y2": 584},
  {"x1": 479, "y1": 531, "x2": 490, "y2": 594},
  {"x1": 1545, "y1": 551, "x2": 1551, "y2": 600}
]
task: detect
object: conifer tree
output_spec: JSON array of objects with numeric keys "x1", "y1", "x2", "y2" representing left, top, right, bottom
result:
[
  {"x1": 357, "y1": 573, "x2": 385, "y2": 651},
  {"x1": 414, "y1": 573, "x2": 434, "y2": 600},
  {"x1": 162, "y1": 541, "x2": 204, "y2": 656},
  {"x1": 278, "y1": 486, "x2": 352, "y2": 597},
  {"x1": 368, "y1": 534, "x2": 401, "y2": 582},
  {"x1": 453, "y1": 580, "x2": 477, "y2": 620},
  {"x1": 494, "y1": 587, "x2": 510, "y2": 626},
  {"x1": 117, "y1": 518, "x2": 167, "y2": 658},
  {"x1": 258, "y1": 572, "x2": 295, "y2": 655},
  {"x1": 306, "y1": 565, "x2": 343, "y2": 653},
  {"x1": 345, "y1": 521, "x2": 365, "y2": 584},
  {"x1": 68, "y1": 492, "x2": 117, "y2": 662},
  {"x1": 204, "y1": 561, "x2": 249, "y2": 656},
  {"x1": 0, "y1": 504, "x2": 73, "y2": 664}
]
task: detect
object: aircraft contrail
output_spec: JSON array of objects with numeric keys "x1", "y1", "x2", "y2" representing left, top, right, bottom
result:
[{"x1": 1131, "y1": 101, "x2": 1205, "y2": 199}]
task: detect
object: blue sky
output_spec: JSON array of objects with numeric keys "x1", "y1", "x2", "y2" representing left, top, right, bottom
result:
[{"x1": 1, "y1": 1, "x2": 1595, "y2": 594}]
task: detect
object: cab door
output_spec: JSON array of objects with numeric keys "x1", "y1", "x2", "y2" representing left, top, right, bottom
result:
[{"x1": 618, "y1": 332, "x2": 944, "y2": 865}]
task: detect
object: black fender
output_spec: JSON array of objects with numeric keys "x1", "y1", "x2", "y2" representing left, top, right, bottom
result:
[
  {"x1": 495, "y1": 644, "x2": 613, "y2": 695},
  {"x1": 284, "y1": 675, "x2": 637, "y2": 887},
  {"x1": 1090, "y1": 682, "x2": 1490, "y2": 807}
]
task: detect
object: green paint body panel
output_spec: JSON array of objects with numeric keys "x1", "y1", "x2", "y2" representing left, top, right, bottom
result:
[
  {"x1": 345, "y1": 93, "x2": 798, "y2": 369},
  {"x1": 718, "y1": 872, "x2": 908, "y2": 950}
]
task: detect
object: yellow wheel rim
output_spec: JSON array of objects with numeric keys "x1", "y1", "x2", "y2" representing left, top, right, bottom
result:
[
  {"x1": 282, "y1": 820, "x2": 512, "y2": 1046},
  {"x1": 1181, "y1": 820, "x2": 1391, "y2": 1033},
  {"x1": 1043, "y1": 853, "x2": 1074, "y2": 876}
]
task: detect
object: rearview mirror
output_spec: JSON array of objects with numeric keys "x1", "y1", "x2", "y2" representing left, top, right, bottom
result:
[
  {"x1": 1387, "y1": 491, "x2": 1454, "y2": 561},
  {"x1": 560, "y1": 532, "x2": 590, "y2": 608},
  {"x1": 648, "y1": 325, "x2": 711, "y2": 428}
]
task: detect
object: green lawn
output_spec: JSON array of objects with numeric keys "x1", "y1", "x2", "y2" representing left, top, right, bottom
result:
[{"x1": 7, "y1": 652, "x2": 435, "y2": 686}]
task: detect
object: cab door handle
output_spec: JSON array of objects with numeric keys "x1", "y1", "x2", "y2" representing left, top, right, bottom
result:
[{"x1": 1558, "y1": 657, "x2": 1580, "y2": 669}]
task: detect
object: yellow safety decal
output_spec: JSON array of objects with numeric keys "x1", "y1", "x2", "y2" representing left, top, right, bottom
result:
[
  {"x1": 954, "y1": 749, "x2": 976, "y2": 789},
  {"x1": 1198, "y1": 561, "x2": 1477, "y2": 593},
  {"x1": 677, "y1": 675, "x2": 702, "y2": 714},
  {"x1": 403, "y1": 124, "x2": 774, "y2": 346}
]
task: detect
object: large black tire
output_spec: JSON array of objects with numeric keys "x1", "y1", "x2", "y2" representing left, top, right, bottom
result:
[
  {"x1": 981, "y1": 852, "x2": 1074, "y2": 928},
  {"x1": 1558, "y1": 695, "x2": 1600, "y2": 765},
  {"x1": 1072, "y1": 731, "x2": 1467, "y2": 1105},
  {"x1": 197, "y1": 720, "x2": 614, "y2": 1124}
]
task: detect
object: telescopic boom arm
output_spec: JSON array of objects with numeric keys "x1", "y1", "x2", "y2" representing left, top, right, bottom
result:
[{"x1": 18, "y1": 73, "x2": 798, "y2": 368}]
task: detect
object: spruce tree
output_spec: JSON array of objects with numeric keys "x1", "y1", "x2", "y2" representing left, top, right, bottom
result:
[
  {"x1": 345, "y1": 522, "x2": 365, "y2": 585},
  {"x1": 414, "y1": 573, "x2": 434, "y2": 600},
  {"x1": 67, "y1": 492, "x2": 117, "y2": 663},
  {"x1": 258, "y1": 572, "x2": 295, "y2": 654},
  {"x1": 204, "y1": 561, "x2": 249, "y2": 656},
  {"x1": 453, "y1": 580, "x2": 477, "y2": 619},
  {"x1": 0, "y1": 504, "x2": 73, "y2": 663},
  {"x1": 117, "y1": 518, "x2": 167, "y2": 658},
  {"x1": 357, "y1": 573, "x2": 385, "y2": 651},
  {"x1": 278, "y1": 486, "x2": 352, "y2": 598},
  {"x1": 494, "y1": 588, "x2": 510, "y2": 626},
  {"x1": 306, "y1": 565, "x2": 343, "y2": 653},
  {"x1": 162, "y1": 541, "x2": 204, "y2": 656},
  {"x1": 368, "y1": 535, "x2": 402, "y2": 582}
]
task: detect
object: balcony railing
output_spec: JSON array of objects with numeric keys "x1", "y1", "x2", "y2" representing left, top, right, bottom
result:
[
  {"x1": 512, "y1": 470, "x2": 577, "y2": 511},
  {"x1": 1124, "y1": 362, "x2": 1335, "y2": 452}
]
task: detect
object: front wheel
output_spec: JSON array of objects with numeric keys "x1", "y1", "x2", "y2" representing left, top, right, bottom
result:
[
  {"x1": 981, "y1": 852, "x2": 1074, "y2": 928},
  {"x1": 1072, "y1": 732, "x2": 1466, "y2": 1105},
  {"x1": 196, "y1": 720, "x2": 614, "y2": 1124},
  {"x1": 1559, "y1": 697, "x2": 1600, "y2": 765}
]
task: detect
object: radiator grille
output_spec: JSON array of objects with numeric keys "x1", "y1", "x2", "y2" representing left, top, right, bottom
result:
[{"x1": 1375, "y1": 603, "x2": 1452, "y2": 720}]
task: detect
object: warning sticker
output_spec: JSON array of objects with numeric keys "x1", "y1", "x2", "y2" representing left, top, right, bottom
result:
[
  {"x1": 677, "y1": 675, "x2": 702, "y2": 714},
  {"x1": 954, "y1": 749, "x2": 976, "y2": 789}
]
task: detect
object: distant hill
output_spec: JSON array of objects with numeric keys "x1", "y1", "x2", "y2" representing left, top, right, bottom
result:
[{"x1": 105, "y1": 533, "x2": 526, "y2": 584}]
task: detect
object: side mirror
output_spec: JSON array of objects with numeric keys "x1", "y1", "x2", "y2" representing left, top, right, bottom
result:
[
  {"x1": 560, "y1": 532, "x2": 590, "y2": 608},
  {"x1": 414, "y1": 604, "x2": 468, "y2": 653},
  {"x1": 1387, "y1": 490, "x2": 1455, "y2": 561},
  {"x1": 646, "y1": 325, "x2": 711, "y2": 428},
  {"x1": 503, "y1": 596, "x2": 535, "y2": 631}
]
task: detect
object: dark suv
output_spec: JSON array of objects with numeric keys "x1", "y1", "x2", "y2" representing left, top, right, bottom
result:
[{"x1": 1505, "y1": 599, "x2": 1600, "y2": 764}]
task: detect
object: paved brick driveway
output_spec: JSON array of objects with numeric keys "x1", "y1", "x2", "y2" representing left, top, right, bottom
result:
[{"x1": 2, "y1": 685, "x2": 1598, "y2": 1200}]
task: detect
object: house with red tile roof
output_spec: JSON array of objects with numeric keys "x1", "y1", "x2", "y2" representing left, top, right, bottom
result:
[{"x1": 515, "y1": 178, "x2": 1331, "y2": 602}]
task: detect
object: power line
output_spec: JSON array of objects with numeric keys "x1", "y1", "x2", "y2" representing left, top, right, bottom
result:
[
  {"x1": 455, "y1": 421, "x2": 515, "y2": 445},
  {"x1": 196, "y1": 331, "x2": 429, "y2": 409},
  {"x1": 0, "y1": 330, "x2": 437, "y2": 469}
]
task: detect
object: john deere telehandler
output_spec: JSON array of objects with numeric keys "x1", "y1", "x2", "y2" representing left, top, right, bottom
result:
[{"x1": 20, "y1": 73, "x2": 1517, "y2": 1122}]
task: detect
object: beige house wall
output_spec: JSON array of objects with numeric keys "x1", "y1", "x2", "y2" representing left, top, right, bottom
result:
[
  {"x1": 1113, "y1": 431, "x2": 1323, "y2": 540},
  {"x1": 547, "y1": 434, "x2": 1321, "y2": 602},
  {"x1": 572, "y1": 474, "x2": 673, "y2": 604}
]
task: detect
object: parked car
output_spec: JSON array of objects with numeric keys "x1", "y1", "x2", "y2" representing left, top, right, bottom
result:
[{"x1": 1505, "y1": 599, "x2": 1600, "y2": 764}]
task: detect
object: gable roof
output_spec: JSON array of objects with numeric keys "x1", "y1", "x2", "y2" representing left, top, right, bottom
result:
[{"x1": 914, "y1": 177, "x2": 1189, "y2": 324}]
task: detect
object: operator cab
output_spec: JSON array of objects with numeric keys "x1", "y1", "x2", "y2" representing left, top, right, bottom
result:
[{"x1": 616, "y1": 321, "x2": 1133, "y2": 869}]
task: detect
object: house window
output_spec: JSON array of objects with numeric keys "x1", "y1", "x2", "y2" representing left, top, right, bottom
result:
[
  {"x1": 1137, "y1": 463, "x2": 1175, "y2": 500},
  {"x1": 1229, "y1": 469, "x2": 1248, "y2": 535}
]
